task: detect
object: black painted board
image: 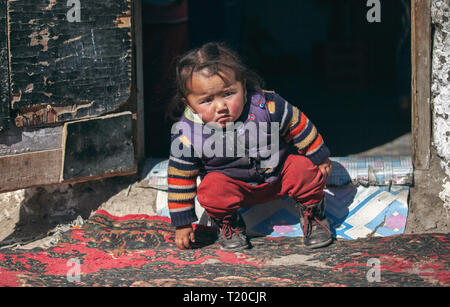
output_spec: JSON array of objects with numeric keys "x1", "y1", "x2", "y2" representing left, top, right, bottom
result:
[
  {"x1": 62, "y1": 112, "x2": 135, "y2": 180},
  {"x1": 0, "y1": 0, "x2": 9, "y2": 132},
  {"x1": 8, "y1": 0, "x2": 132, "y2": 127}
]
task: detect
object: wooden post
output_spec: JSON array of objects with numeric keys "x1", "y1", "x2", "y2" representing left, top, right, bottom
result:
[
  {"x1": 411, "y1": 0, "x2": 431, "y2": 170},
  {"x1": 132, "y1": 0, "x2": 146, "y2": 164}
]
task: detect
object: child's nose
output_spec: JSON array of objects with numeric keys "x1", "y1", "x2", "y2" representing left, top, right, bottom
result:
[{"x1": 215, "y1": 99, "x2": 228, "y2": 112}]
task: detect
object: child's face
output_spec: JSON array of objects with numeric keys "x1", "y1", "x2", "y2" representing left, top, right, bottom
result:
[{"x1": 184, "y1": 68, "x2": 246, "y2": 128}]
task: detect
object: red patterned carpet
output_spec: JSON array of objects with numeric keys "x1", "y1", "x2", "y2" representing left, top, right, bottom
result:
[{"x1": 0, "y1": 210, "x2": 448, "y2": 287}]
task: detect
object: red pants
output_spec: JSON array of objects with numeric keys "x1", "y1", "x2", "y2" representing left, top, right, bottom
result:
[{"x1": 197, "y1": 155, "x2": 325, "y2": 219}]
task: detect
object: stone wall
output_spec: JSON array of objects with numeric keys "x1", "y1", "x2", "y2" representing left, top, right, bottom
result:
[
  {"x1": 431, "y1": 0, "x2": 450, "y2": 212},
  {"x1": 382, "y1": 0, "x2": 450, "y2": 234}
]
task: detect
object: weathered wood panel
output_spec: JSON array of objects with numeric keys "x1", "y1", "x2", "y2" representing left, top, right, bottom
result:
[
  {"x1": 0, "y1": 112, "x2": 135, "y2": 192},
  {"x1": 411, "y1": 0, "x2": 431, "y2": 170},
  {"x1": 61, "y1": 111, "x2": 135, "y2": 180},
  {"x1": 0, "y1": 125, "x2": 63, "y2": 156},
  {"x1": 0, "y1": 0, "x2": 9, "y2": 132},
  {"x1": 0, "y1": 149, "x2": 62, "y2": 193},
  {"x1": 8, "y1": 0, "x2": 132, "y2": 127}
]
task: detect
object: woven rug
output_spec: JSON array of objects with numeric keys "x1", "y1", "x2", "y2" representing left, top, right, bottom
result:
[{"x1": 0, "y1": 210, "x2": 448, "y2": 287}]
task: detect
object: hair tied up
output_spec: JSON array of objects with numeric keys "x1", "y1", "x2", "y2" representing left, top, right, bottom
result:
[{"x1": 166, "y1": 42, "x2": 265, "y2": 121}]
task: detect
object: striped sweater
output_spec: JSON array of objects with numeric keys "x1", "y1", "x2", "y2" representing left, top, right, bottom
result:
[{"x1": 168, "y1": 91, "x2": 330, "y2": 227}]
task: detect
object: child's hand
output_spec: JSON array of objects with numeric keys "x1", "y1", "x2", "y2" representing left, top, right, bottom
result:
[
  {"x1": 318, "y1": 158, "x2": 332, "y2": 179},
  {"x1": 175, "y1": 224, "x2": 195, "y2": 250}
]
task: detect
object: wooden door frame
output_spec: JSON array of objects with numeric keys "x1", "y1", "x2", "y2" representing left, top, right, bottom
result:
[
  {"x1": 132, "y1": 0, "x2": 145, "y2": 163},
  {"x1": 411, "y1": 0, "x2": 432, "y2": 170},
  {"x1": 0, "y1": 0, "x2": 434, "y2": 192},
  {"x1": 131, "y1": 0, "x2": 432, "y2": 169}
]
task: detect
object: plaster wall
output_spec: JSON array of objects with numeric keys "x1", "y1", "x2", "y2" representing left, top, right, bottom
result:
[{"x1": 431, "y1": 0, "x2": 450, "y2": 211}]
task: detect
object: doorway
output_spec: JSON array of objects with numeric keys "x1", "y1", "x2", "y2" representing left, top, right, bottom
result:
[{"x1": 141, "y1": 0, "x2": 411, "y2": 158}]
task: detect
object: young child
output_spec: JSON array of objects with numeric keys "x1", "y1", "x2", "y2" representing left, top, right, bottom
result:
[{"x1": 167, "y1": 42, "x2": 333, "y2": 251}]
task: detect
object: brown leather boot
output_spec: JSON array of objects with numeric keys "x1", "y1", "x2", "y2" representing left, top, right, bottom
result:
[
  {"x1": 212, "y1": 211, "x2": 249, "y2": 251},
  {"x1": 297, "y1": 199, "x2": 333, "y2": 249}
]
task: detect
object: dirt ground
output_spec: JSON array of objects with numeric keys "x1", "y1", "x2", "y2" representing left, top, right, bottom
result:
[
  {"x1": 406, "y1": 147, "x2": 450, "y2": 234},
  {"x1": 0, "y1": 133, "x2": 448, "y2": 249},
  {"x1": 0, "y1": 175, "x2": 159, "y2": 248}
]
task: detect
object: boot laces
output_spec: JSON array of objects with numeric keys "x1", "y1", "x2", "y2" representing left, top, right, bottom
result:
[
  {"x1": 221, "y1": 220, "x2": 241, "y2": 240},
  {"x1": 303, "y1": 206, "x2": 331, "y2": 237}
]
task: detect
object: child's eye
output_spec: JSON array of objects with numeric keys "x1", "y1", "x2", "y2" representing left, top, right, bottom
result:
[
  {"x1": 224, "y1": 91, "x2": 235, "y2": 97},
  {"x1": 202, "y1": 98, "x2": 213, "y2": 104}
]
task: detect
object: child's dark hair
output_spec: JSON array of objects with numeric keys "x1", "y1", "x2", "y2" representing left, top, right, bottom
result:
[{"x1": 166, "y1": 42, "x2": 265, "y2": 120}]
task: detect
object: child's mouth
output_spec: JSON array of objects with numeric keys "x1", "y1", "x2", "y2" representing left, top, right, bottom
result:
[{"x1": 217, "y1": 115, "x2": 231, "y2": 123}]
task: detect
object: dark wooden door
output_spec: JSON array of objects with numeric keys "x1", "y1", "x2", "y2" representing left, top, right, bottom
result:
[{"x1": 9, "y1": 0, "x2": 132, "y2": 127}]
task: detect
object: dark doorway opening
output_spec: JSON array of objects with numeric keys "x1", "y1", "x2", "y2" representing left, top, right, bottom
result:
[{"x1": 141, "y1": 0, "x2": 411, "y2": 158}]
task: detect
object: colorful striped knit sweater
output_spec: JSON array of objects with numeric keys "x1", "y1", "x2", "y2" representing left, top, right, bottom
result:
[{"x1": 168, "y1": 91, "x2": 330, "y2": 227}]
